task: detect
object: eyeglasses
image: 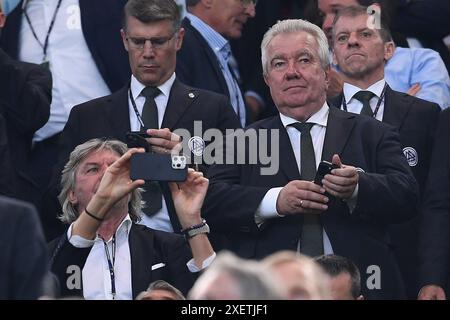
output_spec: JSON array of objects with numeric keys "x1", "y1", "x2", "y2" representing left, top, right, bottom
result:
[{"x1": 126, "y1": 32, "x2": 177, "y2": 50}]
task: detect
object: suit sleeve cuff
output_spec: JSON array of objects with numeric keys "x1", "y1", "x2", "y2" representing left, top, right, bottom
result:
[{"x1": 344, "y1": 182, "x2": 359, "y2": 213}]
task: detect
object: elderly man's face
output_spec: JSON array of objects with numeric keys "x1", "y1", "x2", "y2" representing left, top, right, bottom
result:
[
  {"x1": 263, "y1": 31, "x2": 329, "y2": 118},
  {"x1": 68, "y1": 150, "x2": 125, "y2": 214},
  {"x1": 208, "y1": 0, "x2": 256, "y2": 39}
]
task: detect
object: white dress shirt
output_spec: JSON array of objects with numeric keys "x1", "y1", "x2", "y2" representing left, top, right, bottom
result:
[
  {"x1": 128, "y1": 73, "x2": 175, "y2": 232},
  {"x1": 342, "y1": 79, "x2": 387, "y2": 121},
  {"x1": 19, "y1": 0, "x2": 111, "y2": 142},
  {"x1": 67, "y1": 214, "x2": 215, "y2": 300},
  {"x1": 255, "y1": 103, "x2": 334, "y2": 254}
]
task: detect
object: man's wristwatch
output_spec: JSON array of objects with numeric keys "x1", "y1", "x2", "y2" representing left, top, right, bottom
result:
[{"x1": 181, "y1": 219, "x2": 210, "y2": 239}]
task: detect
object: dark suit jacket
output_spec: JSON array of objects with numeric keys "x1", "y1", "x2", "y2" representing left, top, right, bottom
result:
[
  {"x1": 43, "y1": 79, "x2": 241, "y2": 240},
  {"x1": 329, "y1": 86, "x2": 440, "y2": 193},
  {"x1": 177, "y1": 17, "x2": 230, "y2": 100},
  {"x1": 329, "y1": 86, "x2": 441, "y2": 298},
  {"x1": 392, "y1": 0, "x2": 450, "y2": 72},
  {"x1": 177, "y1": 17, "x2": 249, "y2": 124},
  {"x1": 0, "y1": 114, "x2": 14, "y2": 197},
  {"x1": 49, "y1": 223, "x2": 197, "y2": 298},
  {"x1": 0, "y1": 196, "x2": 48, "y2": 299},
  {"x1": 0, "y1": 0, "x2": 130, "y2": 92},
  {"x1": 203, "y1": 107, "x2": 419, "y2": 299},
  {"x1": 0, "y1": 49, "x2": 51, "y2": 202},
  {"x1": 418, "y1": 108, "x2": 450, "y2": 293}
]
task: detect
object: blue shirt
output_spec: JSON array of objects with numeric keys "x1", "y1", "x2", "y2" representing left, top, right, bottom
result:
[
  {"x1": 186, "y1": 13, "x2": 246, "y2": 126},
  {"x1": 386, "y1": 47, "x2": 450, "y2": 109}
]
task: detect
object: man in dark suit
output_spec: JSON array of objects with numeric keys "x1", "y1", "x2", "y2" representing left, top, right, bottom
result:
[
  {"x1": 329, "y1": 5, "x2": 440, "y2": 299},
  {"x1": 44, "y1": 0, "x2": 240, "y2": 241},
  {"x1": 0, "y1": 2, "x2": 51, "y2": 205},
  {"x1": 0, "y1": 114, "x2": 14, "y2": 197},
  {"x1": 176, "y1": 0, "x2": 256, "y2": 126},
  {"x1": 418, "y1": 108, "x2": 450, "y2": 300},
  {"x1": 0, "y1": 195, "x2": 48, "y2": 299},
  {"x1": 50, "y1": 139, "x2": 214, "y2": 299},
  {"x1": 0, "y1": 0, "x2": 130, "y2": 198},
  {"x1": 203, "y1": 19, "x2": 419, "y2": 299}
]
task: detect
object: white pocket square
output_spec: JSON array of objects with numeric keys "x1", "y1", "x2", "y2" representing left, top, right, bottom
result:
[{"x1": 151, "y1": 262, "x2": 166, "y2": 271}]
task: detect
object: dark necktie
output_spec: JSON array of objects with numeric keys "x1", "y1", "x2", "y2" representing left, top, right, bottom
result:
[
  {"x1": 140, "y1": 87, "x2": 161, "y2": 130},
  {"x1": 353, "y1": 90, "x2": 375, "y2": 117},
  {"x1": 140, "y1": 87, "x2": 162, "y2": 216},
  {"x1": 290, "y1": 122, "x2": 324, "y2": 257}
]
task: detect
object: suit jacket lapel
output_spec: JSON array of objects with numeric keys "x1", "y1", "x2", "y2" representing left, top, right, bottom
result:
[
  {"x1": 161, "y1": 79, "x2": 196, "y2": 130},
  {"x1": 104, "y1": 86, "x2": 131, "y2": 141},
  {"x1": 182, "y1": 18, "x2": 230, "y2": 97},
  {"x1": 322, "y1": 107, "x2": 356, "y2": 162},
  {"x1": 327, "y1": 93, "x2": 344, "y2": 110},
  {"x1": 129, "y1": 224, "x2": 153, "y2": 299},
  {"x1": 263, "y1": 116, "x2": 300, "y2": 181},
  {"x1": 382, "y1": 86, "x2": 409, "y2": 130}
]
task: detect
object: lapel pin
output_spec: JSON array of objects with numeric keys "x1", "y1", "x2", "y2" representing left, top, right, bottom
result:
[
  {"x1": 188, "y1": 136, "x2": 205, "y2": 171},
  {"x1": 188, "y1": 93, "x2": 195, "y2": 98}
]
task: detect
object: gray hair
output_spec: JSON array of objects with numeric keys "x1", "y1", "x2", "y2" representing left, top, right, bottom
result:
[
  {"x1": 262, "y1": 250, "x2": 331, "y2": 300},
  {"x1": 261, "y1": 19, "x2": 330, "y2": 75},
  {"x1": 136, "y1": 280, "x2": 186, "y2": 300},
  {"x1": 188, "y1": 251, "x2": 285, "y2": 300},
  {"x1": 58, "y1": 138, "x2": 143, "y2": 224},
  {"x1": 122, "y1": 0, "x2": 181, "y2": 33}
]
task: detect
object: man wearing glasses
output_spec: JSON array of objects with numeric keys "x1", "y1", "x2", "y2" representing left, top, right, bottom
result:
[
  {"x1": 54, "y1": 0, "x2": 240, "y2": 240},
  {"x1": 177, "y1": 0, "x2": 257, "y2": 127}
]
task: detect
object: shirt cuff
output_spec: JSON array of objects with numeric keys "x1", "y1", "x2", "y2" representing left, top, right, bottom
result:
[
  {"x1": 67, "y1": 223, "x2": 96, "y2": 248},
  {"x1": 255, "y1": 187, "x2": 284, "y2": 226},
  {"x1": 187, "y1": 252, "x2": 216, "y2": 273},
  {"x1": 344, "y1": 183, "x2": 359, "y2": 213}
]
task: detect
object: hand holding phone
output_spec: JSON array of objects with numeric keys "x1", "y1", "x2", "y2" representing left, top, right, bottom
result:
[
  {"x1": 126, "y1": 131, "x2": 151, "y2": 152},
  {"x1": 314, "y1": 161, "x2": 339, "y2": 186}
]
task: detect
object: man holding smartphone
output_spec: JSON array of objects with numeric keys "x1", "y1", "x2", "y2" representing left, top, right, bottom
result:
[
  {"x1": 203, "y1": 19, "x2": 418, "y2": 299},
  {"x1": 46, "y1": 0, "x2": 240, "y2": 241}
]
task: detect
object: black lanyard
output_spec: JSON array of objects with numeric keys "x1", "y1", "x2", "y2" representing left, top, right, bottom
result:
[
  {"x1": 23, "y1": 0, "x2": 64, "y2": 63},
  {"x1": 129, "y1": 84, "x2": 146, "y2": 129},
  {"x1": 102, "y1": 234, "x2": 116, "y2": 300},
  {"x1": 341, "y1": 83, "x2": 387, "y2": 119}
]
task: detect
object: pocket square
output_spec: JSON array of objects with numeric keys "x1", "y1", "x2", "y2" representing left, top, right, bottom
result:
[{"x1": 151, "y1": 262, "x2": 166, "y2": 271}]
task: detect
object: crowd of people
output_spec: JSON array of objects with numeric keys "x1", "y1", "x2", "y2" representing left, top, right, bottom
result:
[{"x1": 0, "y1": 0, "x2": 449, "y2": 300}]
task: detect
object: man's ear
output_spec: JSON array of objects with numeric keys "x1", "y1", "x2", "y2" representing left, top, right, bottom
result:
[
  {"x1": 120, "y1": 29, "x2": 129, "y2": 52},
  {"x1": 384, "y1": 41, "x2": 394, "y2": 61},
  {"x1": 324, "y1": 65, "x2": 331, "y2": 87},
  {"x1": 175, "y1": 27, "x2": 185, "y2": 51},
  {"x1": 201, "y1": 0, "x2": 213, "y2": 9},
  {"x1": 0, "y1": 12, "x2": 6, "y2": 28},
  {"x1": 68, "y1": 190, "x2": 78, "y2": 205}
]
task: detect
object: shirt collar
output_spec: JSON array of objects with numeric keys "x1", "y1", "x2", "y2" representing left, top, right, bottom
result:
[
  {"x1": 186, "y1": 13, "x2": 229, "y2": 59},
  {"x1": 343, "y1": 78, "x2": 386, "y2": 103},
  {"x1": 95, "y1": 214, "x2": 133, "y2": 243},
  {"x1": 279, "y1": 102, "x2": 329, "y2": 129},
  {"x1": 130, "y1": 73, "x2": 176, "y2": 101}
]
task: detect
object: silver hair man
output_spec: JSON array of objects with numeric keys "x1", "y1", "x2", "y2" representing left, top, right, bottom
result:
[
  {"x1": 58, "y1": 138, "x2": 143, "y2": 224},
  {"x1": 261, "y1": 19, "x2": 331, "y2": 76},
  {"x1": 188, "y1": 251, "x2": 286, "y2": 300}
]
